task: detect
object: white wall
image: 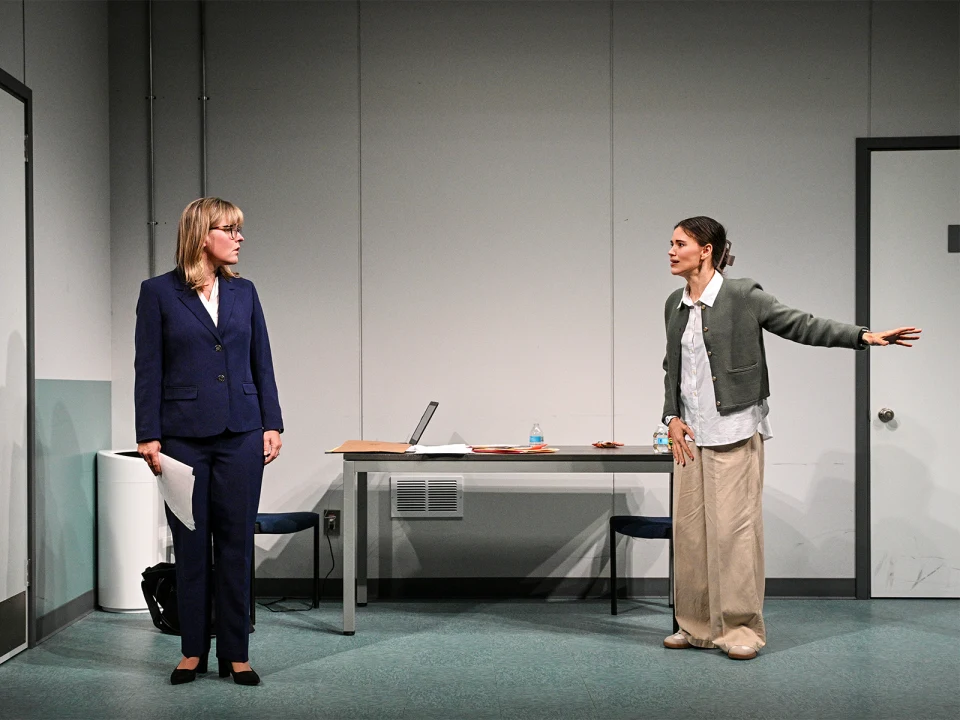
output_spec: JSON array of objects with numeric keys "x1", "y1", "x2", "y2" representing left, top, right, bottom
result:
[
  {"x1": 25, "y1": 0, "x2": 111, "y2": 382},
  {"x1": 107, "y1": 0, "x2": 960, "y2": 586}
]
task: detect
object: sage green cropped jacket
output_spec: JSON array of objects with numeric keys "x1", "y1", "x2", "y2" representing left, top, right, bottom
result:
[{"x1": 661, "y1": 277, "x2": 865, "y2": 424}]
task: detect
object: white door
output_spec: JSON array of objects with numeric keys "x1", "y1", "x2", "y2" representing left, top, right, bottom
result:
[
  {"x1": 0, "y1": 82, "x2": 29, "y2": 662},
  {"x1": 870, "y1": 148, "x2": 960, "y2": 598}
]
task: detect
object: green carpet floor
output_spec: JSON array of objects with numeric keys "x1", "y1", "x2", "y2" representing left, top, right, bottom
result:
[{"x1": 0, "y1": 598, "x2": 957, "y2": 720}]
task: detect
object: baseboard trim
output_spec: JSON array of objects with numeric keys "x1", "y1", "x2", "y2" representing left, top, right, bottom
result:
[
  {"x1": 0, "y1": 591, "x2": 27, "y2": 657},
  {"x1": 36, "y1": 590, "x2": 95, "y2": 643},
  {"x1": 764, "y1": 578, "x2": 856, "y2": 597},
  {"x1": 255, "y1": 577, "x2": 855, "y2": 601}
]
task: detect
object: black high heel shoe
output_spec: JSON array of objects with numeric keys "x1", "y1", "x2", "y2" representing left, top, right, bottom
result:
[
  {"x1": 219, "y1": 658, "x2": 260, "y2": 686},
  {"x1": 170, "y1": 653, "x2": 208, "y2": 685}
]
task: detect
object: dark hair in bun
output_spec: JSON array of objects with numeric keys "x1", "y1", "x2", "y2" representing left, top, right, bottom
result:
[{"x1": 675, "y1": 216, "x2": 735, "y2": 272}]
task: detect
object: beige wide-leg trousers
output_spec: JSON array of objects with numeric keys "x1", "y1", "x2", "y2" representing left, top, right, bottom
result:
[{"x1": 673, "y1": 432, "x2": 766, "y2": 651}]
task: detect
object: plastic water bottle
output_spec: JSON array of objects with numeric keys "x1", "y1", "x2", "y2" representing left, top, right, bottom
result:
[
  {"x1": 529, "y1": 423, "x2": 544, "y2": 445},
  {"x1": 652, "y1": 423, "x2": 671, "y2": 454}
]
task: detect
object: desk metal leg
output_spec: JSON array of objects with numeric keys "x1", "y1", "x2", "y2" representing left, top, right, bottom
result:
[
  {"x1": 357, "y1": 471, "x2": 368, "y2": 606},
  {"x1": 342, "y1": 461, "x2": 356, "y2": 635}
]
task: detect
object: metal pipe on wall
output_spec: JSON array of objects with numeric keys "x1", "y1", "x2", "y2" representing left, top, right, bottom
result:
[
  {"x1": 199, "y1": 0, "x2": 208, "y2": 196},
  {"x1": 147, "y1": 0, "x2": 157, "y2": 278}
]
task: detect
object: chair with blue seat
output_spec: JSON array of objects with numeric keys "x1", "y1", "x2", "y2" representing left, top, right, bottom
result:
[
  {"x1": 250, "y1": 512, "x2": 320, "y2": 623},
  {"x1": 609, "y1": 514, "x2": 678, "y2": 633}
]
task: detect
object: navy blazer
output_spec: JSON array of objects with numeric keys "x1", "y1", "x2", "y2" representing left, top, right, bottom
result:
[{"x1": 135, "y1": 270, "x2": 283, "y2": 442}]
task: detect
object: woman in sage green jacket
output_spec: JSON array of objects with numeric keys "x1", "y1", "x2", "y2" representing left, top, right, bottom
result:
[{"x1": 661, "y1": 216, "x2": 919, "y2": 660}]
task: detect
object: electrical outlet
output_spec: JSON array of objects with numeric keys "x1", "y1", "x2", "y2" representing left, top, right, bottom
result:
[{"x1": 323, "y1": 509, "x2": 340, "y2": 535}]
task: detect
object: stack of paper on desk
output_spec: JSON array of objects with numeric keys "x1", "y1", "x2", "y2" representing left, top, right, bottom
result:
[
  {"x1": 470, "y1": 443, "x2": 558, "y2": 454},
  {"x1": 405, "y1": 444, "x2": 472, "y2": 454}
]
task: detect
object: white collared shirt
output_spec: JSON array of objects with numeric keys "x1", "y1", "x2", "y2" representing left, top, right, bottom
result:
[
  {"x1": 197, "y1": 276, "x2": 219, "y2": 326},
  {"x1": 675, "y1": 272, "x2": 772, "y2": 447}
]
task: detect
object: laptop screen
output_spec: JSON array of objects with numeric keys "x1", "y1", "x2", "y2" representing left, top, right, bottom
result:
[{"x1": 408, "y1": 401, "x2": 439, "y2": 445}]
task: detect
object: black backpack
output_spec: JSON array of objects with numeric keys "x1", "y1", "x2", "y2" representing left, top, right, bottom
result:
[{"x1": 141, "y1": 562, "x2": 180, "y2": 635}]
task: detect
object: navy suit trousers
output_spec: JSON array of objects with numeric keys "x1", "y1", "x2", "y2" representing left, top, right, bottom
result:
[{"x1": 163, "y1": 430, "x2": 264, "y2": 661}]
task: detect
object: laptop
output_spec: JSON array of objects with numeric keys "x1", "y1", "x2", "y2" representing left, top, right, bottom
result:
[{"x1": 408, "y1": 401, "x2": 439, "y2": 445}]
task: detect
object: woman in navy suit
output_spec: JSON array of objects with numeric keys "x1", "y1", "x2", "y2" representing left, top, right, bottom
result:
[{"x1": 135, "y1": 197, "x2": 283, "y2": 685}]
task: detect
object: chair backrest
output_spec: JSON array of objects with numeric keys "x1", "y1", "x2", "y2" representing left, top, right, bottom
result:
[
  {"x1": 611, "y1": 515, "x2": 672, "y2": 540},
  {"x1": 254, "y1": 511, "x2": 319, "y2": 535}
]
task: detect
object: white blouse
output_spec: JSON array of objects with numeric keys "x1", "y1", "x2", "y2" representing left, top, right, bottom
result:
[{"x1": 197, "y1": 276, "x2": 219, "y2": 326}]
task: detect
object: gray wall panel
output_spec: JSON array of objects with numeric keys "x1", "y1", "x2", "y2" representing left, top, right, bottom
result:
[
  {"x1": 108, "y1": 0, "x2": 149, "y2": 448},
  {"x1": 150, "y1": 0, "x2": 202, "y2": 268},
  {"x1": 109, "y1": 0, "x2": 204, "y2": 443},
  {"x1": 612, "y1": 1, "x2": 870, "y2": 578},
  {"x1": 361, "y1": 1, "x2": 613, "y2": 578},
  {"x1": 204, "y1": 1, "x2": 361, "y2": 579},
  {"x1": 871, "y1": 0, "x2": 960, "y2": 137},
  {"x1": 0, "y1": 0, "x2": 24, "y2": 81},
  {"x1": 25, "y1": 0, "x2": 111, "y2": 381}
]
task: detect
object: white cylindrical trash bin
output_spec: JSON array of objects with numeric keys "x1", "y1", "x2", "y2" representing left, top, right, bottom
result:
[{"x1": 97, "y1": 450, "x2": 164, "y2": 612}]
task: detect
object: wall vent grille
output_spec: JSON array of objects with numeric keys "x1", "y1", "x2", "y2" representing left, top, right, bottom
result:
[{"x1": 391, "y1": 475, "x2": 463, "y2": 518}]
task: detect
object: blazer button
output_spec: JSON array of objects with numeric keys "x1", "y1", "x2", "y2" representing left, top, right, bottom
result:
[
  {"x1": 707, "y1": 350, "x2": 712, "y2": 356},
  {"x1": 217, "y1": 374, "x2": 225, "y2": 382},
  {"x1": 712, "y1": 376, "x2": 717, "y2": 382},
  {"x1": 716, "y1": 401, "x2": 721, "y2": 407},
  {"x1": 215, "y1": 344, "x2": 222, "y2": 352},
  {"x1": 703, "y1": 327, "x2": 709, "y2": 332}
]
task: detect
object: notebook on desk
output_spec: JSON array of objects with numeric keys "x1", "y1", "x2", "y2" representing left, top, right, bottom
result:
[{"x1": 408, "y1": 401, "x2": 438, "y2": 445}]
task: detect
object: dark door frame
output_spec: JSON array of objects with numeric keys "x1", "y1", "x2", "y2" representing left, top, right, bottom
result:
[
  {"x1": 854, "y1": 135, "x2": 960, "y2": 599},
  {"x1": 0, "y1": 66, "x2": 35, "y2": 646}
]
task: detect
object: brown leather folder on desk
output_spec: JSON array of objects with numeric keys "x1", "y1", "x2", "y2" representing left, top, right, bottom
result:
[{"x1": 327, "y1": 440, "x2": 411, "y2": 454}]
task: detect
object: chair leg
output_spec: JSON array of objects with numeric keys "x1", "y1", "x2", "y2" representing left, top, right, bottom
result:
[
  {"x1": 609, "y1": 519, "x2": 618, "y2": 616},
  {"x1": 313, "y1": 522, "x2": 320, "y2": 608}
]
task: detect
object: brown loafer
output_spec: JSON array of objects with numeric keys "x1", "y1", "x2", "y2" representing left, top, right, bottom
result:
[
  {"x1": 727, "y1": 645, "x2": 758, "y2": 660},
  {"x1": 663, "y1": 632, "x2": 692, "y2": 649}
]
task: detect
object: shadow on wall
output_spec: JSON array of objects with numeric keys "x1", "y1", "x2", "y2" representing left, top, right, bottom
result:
[
  {"x1": 763, "y1": 449, "x2": 857, "y2": 579},
  {"x1": 1, "y1": 332, "x2": 28, "y2": 596},
  {"x1": 254, "y1": 472, "x2": 673, "y2": 595},
  {"x1": 870, "y1": 441, "x2": 960, "y2": 597},
  {"x1": 35, "y1": 398, "x2": 95, "y2": 618},
  {"x1": 374, "y1": 485, "x2": 657, "y2": 593}
]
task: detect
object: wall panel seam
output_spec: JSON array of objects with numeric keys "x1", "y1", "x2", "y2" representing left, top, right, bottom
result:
[{"x1": 357, "y1": 0, "x2": 364, "y2": 439}]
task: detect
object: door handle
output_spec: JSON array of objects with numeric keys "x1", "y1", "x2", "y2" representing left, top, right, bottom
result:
[{"x1": 878, "y1": 408, "x2": 895, "y2": 423}]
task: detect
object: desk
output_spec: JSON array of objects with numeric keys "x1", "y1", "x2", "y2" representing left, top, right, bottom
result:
[{"x1": 340, "y1": 446, "x2": 674, "y2": 634}]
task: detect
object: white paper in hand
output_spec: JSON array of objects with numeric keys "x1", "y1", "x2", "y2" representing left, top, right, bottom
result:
[{"x1": 157, "y1": 453, "x2": 196, "y2": 531}]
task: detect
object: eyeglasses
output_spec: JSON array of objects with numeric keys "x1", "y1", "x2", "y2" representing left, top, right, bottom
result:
[{"x1": 210, "y1": 224, "x2": 243, "y2": 240}]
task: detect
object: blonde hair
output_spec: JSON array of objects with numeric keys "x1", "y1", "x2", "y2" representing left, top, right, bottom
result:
[{"x1": 175, "y1": 197, "x2": 244, "y2": 290}]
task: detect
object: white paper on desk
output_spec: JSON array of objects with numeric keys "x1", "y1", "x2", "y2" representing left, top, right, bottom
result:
[
  {"x1": 405, "y1": 444, "x2": 472, "y2": 455},
  {"x1": 157, "y1": 453, "x2": 196, "y2": 530}
]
